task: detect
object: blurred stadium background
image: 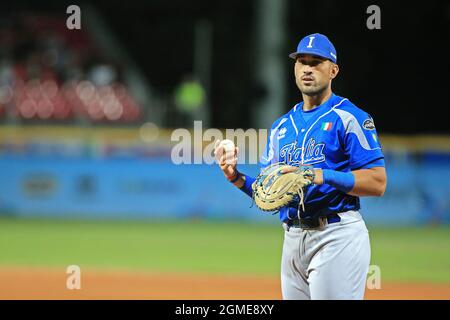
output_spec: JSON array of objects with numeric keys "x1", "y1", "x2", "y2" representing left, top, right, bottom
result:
[{"x1": 0, "y1": 0, "x2": 449, "y2": 299}]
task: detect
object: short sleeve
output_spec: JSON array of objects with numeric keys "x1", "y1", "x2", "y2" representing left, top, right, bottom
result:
[
  {"x1": 335, "y1": 108, "x2": 384, "y2": 170},
  {"x1": 358, "y1": 157, "x2": 385, "y2": 169}
]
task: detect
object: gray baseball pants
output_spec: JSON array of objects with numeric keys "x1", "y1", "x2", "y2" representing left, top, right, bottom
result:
[{"x1": 281, "y1": 210, "x2": 371, "y2": 300}]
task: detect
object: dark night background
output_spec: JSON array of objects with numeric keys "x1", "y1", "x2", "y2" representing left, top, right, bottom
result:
[{"x1": 2, "y1": 0, "x2": 449, "y2": 134}]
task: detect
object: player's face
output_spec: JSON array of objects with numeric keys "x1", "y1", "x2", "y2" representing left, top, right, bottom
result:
[{"x1": 294, "y1": 54, "x2": 339, "y2": 96}]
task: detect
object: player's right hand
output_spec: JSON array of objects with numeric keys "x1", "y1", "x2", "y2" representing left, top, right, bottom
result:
[{"x1": 213, "y1": 139, "x2": 239, "y2": 179}]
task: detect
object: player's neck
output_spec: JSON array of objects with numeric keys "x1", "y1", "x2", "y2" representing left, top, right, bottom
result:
[{"x1": 302, "y1": 89, "x2": 333, "y2": 111}]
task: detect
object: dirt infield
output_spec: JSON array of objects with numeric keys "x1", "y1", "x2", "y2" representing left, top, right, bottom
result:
[{"x1": 0, "y1": 267, "x2": 449, "y2": 300}]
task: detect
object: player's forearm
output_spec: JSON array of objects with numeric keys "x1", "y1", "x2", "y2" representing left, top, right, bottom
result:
[
  {"x1": 348, "y1": 167, "x2": 387, "y2": 196},
  {"x1": 229, "y1": 172, "x2": 255, "y2": 198},
  {"x1": 227, "y1": 171, "x2": 244, "y2": 188},
  {"x1": 314, "y1": 167, "x2": 386, "y2": 197}
]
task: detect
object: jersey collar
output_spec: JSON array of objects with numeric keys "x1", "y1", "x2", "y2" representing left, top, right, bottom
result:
[{"x1": 298, "y1": 92, "x2": 337, "y2": 114}]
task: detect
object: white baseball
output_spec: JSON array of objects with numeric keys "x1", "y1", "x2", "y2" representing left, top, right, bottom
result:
[{"x1": 220, "y1": 139, "x2": 235, "y2": 152}]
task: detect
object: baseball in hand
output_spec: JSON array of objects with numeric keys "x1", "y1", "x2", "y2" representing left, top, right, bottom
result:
[
  {"x1": 214, "y1": 139, "x2": 238, "y2": 170},
  {"x1": 220, "y1": 139, "x2": 235, "y2": 153}
]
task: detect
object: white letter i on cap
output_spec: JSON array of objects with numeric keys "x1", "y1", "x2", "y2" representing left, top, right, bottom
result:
[{"x1": 307, "y1": 36, "x2": 315, "y2": 48}]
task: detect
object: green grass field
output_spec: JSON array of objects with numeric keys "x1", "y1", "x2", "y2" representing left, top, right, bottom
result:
[{"x1": 0, "y1": 218, "x2": 449, "y2": 283}]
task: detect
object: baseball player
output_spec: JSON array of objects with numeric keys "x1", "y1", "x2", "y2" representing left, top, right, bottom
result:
[{"x1": 214, "y1": 33, "x2": 387, "y2": 300}]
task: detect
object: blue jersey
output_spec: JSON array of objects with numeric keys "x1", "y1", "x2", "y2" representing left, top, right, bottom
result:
[{"x1": 260, "y1": 93, "x2": 385, "y2": 222}]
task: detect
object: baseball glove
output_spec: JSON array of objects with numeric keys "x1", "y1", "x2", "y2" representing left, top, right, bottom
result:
[{"x1": 252, "y1": 163, "x2": 315, "y2": 212}]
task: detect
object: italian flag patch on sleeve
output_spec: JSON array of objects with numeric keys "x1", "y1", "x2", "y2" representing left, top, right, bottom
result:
[{"x1": 321, "y1": 122, "x2": 332, "y2": 131}]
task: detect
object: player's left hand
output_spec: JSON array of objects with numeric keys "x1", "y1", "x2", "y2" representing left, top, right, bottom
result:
[
  {"x1": 252, "y1": 163, "x2": 316, "y2": 212},
  {"x1": 281, "y1": 166, "x2": 323, "y2": 185}
]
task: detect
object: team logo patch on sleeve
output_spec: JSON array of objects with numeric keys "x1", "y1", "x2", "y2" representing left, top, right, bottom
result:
[
  {"x1": 363, "y1": 119, "x2": 375, "y2": 130},
  {"x1": 277, "y1": 127, "x2": 287, "y2": 139}
]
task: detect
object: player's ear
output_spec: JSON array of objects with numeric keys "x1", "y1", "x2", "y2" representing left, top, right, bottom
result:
[{"x1": 330, "y1": 63, "x2": 339, "y2": 80}]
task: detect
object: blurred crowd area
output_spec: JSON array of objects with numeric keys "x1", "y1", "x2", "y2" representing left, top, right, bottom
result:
[{"x1": 0, "y1": 13, "x2": 141, "y2": 124}]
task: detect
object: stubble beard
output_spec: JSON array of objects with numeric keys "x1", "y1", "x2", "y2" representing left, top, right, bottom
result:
[{"x1": 297, "y1": 81, "x2": 329, "y2": 97}]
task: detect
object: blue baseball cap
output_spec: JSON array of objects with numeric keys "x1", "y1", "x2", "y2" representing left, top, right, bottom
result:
[{"x1": 289, "y1": 33, "x2": 337, "y2": 63}]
